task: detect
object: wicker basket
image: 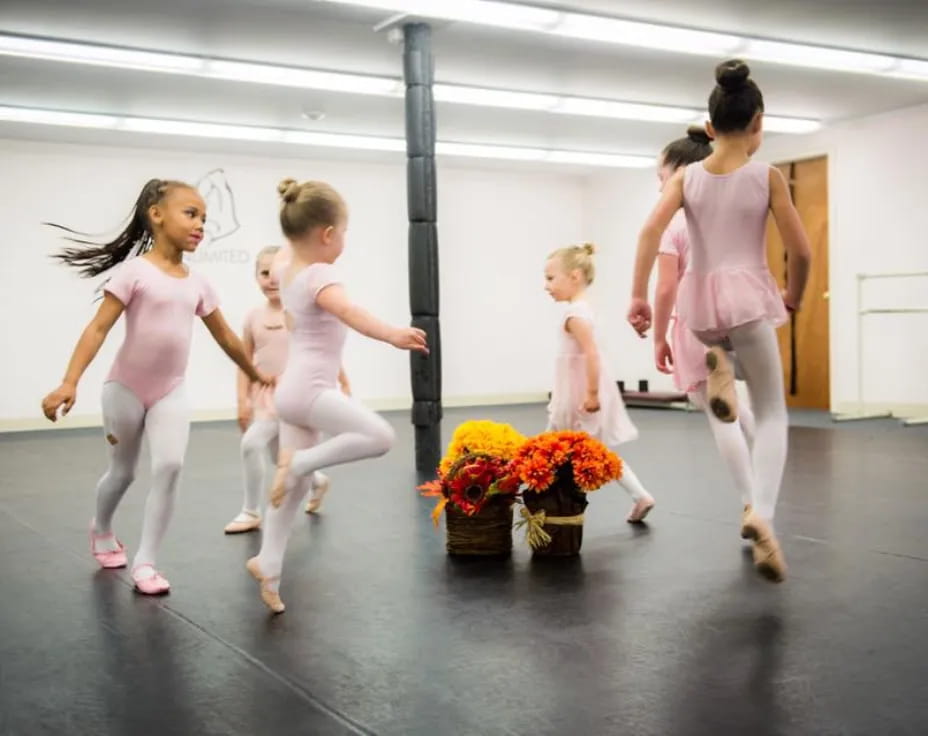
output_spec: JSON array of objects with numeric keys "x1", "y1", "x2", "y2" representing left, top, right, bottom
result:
[
  {"x1": 521, "y1": 473, "x2": 589, "y2": 557},
  {"x1": 445, "y1": 500, "x2": 513, "y2": 557},
  {"x1": 442, "y1": 452, "x2": 514, "y2": 557}
]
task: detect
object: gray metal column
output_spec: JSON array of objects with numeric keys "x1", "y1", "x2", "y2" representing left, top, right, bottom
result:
[{"x1": 403, "y1": 22, "x2": 442, "y2": 473}]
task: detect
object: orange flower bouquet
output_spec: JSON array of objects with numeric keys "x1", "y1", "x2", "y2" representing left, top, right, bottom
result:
[
  {"x1": 418, "y1": 421, "x2": 525, "y2": 557},
  {"x1": 509, "y1": 431, "x2": 623, "y2": 556}
]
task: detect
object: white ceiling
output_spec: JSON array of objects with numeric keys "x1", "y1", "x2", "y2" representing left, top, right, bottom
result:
[{"x1": 1, "y1": 0, "x2": 927, "y2": 165}]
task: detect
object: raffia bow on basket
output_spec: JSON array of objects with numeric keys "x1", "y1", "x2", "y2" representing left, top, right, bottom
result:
[{"x1": 515, "y1": 506, "x2": 585, "y2": 550}]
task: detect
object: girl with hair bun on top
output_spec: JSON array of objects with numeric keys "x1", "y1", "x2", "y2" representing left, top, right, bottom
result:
[{"x1": 628, "y1": 60, "x2": 812, "y2": 582}]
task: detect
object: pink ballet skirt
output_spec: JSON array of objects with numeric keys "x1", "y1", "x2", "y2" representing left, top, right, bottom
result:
[
  {"x1": 676, "y1": 266, "x2": 787, "y2": 334},
  {"x1": 547, "y1": 301, "x2": 638, "y2": 447}
]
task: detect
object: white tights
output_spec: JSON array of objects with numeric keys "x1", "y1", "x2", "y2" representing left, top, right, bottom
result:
[
  {"x1": 237, "y1": 419, "x2": 326, "y2": 516},
  {"x1": 695, "y1": 320, "x2": 787, "y2": 523},
  {"x1": 93, "y1": 381, "x2": 189, "y2": 572},
  {"x1": 689, "y1": 385, "x2": 756, "y2": 507},
  {"x1": 255, "y1": 390, "x2": 395, "y2": 582}
]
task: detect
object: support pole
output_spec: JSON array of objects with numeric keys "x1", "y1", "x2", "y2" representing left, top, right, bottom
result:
[{"x1": 403, "y1": 23, "x2": 442, "y2": 473}]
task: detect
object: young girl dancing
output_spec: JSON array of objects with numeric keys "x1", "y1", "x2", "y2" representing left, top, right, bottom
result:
[
  {"x1": 651, "y1": 126, "x2": 759, "y2": 519},
  {"x1": 246, "y1": 178, "x2": 428, "y2": 613},
  {"x1": 41, "y1": 178, "x2": 272, "y2": 594},
  {"x1": 224, "y1": 247, "x2": 350, "y2": 534},
  {"x1": 628, "y1": 61, "x2": 811, "y2": 582},
  {"x1": 545, "y1": 244, "x2": 656, "y2": 523}
]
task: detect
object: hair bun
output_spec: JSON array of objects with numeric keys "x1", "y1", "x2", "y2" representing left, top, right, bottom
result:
[
  {"x1": 686, "y1": 125, "x2": 712, "y2": 145},
  {"x1": 581, "y1": 242, "x2": 596, "y2": 256},
  {"x1": 277, "y1": 178, "x2": 300, "y2": 204},
  {"x1": 715, "y1": 59, "x2": 751, "y2": 91}
]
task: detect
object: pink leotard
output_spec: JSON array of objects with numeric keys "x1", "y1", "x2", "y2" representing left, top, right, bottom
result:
[
  {"x1": 273, "y1": 263, "x2": 346, "y2": 425},
  {"x1": 658, "y1": 211, "x2": 709, "y2": 392},
  {"x1": 243, "y1": 304, "x2": 288, "y2": 421},
  {"x1": 104, "y1": 256, "x2": 218, "y2": 409},
  {"x1": 676, "y1": 160, "x2": 787, "y2": 335}
]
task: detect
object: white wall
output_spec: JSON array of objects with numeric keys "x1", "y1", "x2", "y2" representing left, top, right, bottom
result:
[{"x1": 0, "y1": 139, "x2": 584, "y2": 429}]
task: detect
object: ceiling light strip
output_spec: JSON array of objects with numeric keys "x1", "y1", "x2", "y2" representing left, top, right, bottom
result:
[
  {"x1": 0, "y1": 105, "x2": 654, "y2": 168},
  {"x1": 318, "y1": 0, "x2": 928, "y2": 80},
  {"x1": 0, "y1": 33, "x2": 821, "y2": 133}
]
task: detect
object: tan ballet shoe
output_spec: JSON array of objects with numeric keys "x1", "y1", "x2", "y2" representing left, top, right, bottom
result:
[
  {"x1": 740, "y1": 511, "x2": 787, "y2": 583},
  {"x1": 223, "y1": 511, "x2": 261, "y2": 534},
  {"x1": 269, "y1": 449, "x2": 294, "y2": 509},
  {"x1": 705, "y1": 346, "x2": 738, "y2": 423},
  {"x1": 305, "y1": 473, "x2": 331, "y2": 514},
  {"x1": 246, "y1": 556, "x2": 285, "y2": 614}
]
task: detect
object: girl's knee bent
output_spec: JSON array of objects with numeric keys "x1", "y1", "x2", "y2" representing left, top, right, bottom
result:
[{"x1": 368, "y1": 418, "x2": 395, "y2": 456}]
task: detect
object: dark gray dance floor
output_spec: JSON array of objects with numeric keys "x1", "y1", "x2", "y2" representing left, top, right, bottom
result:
[{"x1": 1, "y1": 405, "x2": 926, "y2": 735}]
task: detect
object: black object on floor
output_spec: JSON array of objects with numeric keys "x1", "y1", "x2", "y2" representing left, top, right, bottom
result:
[{"x1": 1, "y1": 405, "x2": 927, "y2": 735}]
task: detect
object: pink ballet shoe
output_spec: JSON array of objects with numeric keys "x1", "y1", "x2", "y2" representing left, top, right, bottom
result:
[
  {"x1": 246, "y1": 556, "x2": 285, "y2": 614},
  {"x1": 269, "y1": 449, "x2": 294, "y2": 509},
  {"x1": 89, "y1": 521, "x2": 127, "y2": 569},
  {"x1": 626, "y1": 497, "x2": 655, "y2": 523},
  {"x1": 305, "y1": 474, "x2": 330, "y2": 514},
  {"x1": 705, "y1": 346, "x2": 738, "y2": 423},
  {"x1": 131, "y1": 564, "x2": 171, "y2": 595},
  {"x1": 740, "y1": 511, "x2": 787, "y2": 583},
  {"x1": 223, "y1": 511, "x2": 261, "y2": 534}
]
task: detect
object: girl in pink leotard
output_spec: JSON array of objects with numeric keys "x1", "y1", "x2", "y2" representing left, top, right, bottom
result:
[
  {"x1": 41, "y1": 178, "x2": 272, "y2": 595},
  {"x1": 245, "y1": 178, "x2": 427, "y2": 614},
  {"x1": 628, "y1": 61, "x2": 811, "y2": 583},
  {"x1": 223, "y1": 246, "x2": 351, "y2": 534},
  {"x1": 652, "y1": 127, "x2": 759, "y2": 524}
]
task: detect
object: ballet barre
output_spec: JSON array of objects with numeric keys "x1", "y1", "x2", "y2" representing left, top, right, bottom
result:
[{"x1": 833, "y1": 270, "x2": 928, "y2": 426}]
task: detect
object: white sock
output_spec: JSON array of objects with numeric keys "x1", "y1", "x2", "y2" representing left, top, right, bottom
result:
[{"x1": 618, "y1": 462, "x2": 653, "y2": 503}]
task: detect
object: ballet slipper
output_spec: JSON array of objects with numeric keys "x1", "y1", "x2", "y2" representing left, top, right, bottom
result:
[
  {"x1": 131, "y1": 564, "x2": 170, "y2": 595},
  {"x1": 246, "y1": 556, "x2": 285, "y2": 614},
  {"x1": 223, "y1": 510, "x2": 261, "y2": 534},
  {"x1": 269, "y1": 449, "x2": 294, "y2": 508},
  {"x1": 741, "y1": 511, "x2": 787, "y2": 583},
  {"x1": 305, "y1": 473, "x2": 331, "y2": 514},
  {"x1": 626, "y1": 496, "x2": 655, "y2": 523},
  {"x1": 89, "y1": 520, "x2": 128, "y2": 569},
  {"x1": 705, "y1": 346, "x2": 738, "y2": 423}
]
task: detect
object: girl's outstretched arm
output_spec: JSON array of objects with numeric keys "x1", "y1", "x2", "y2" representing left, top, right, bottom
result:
[
  {"x1": 201, "y1": 309, "x2": 273, "y2": 386},
  {"x1": 566, "y1": 316, "x2": 601, "y2": 413},
  {"x1": 769, "y1": 167, "x2": 812, "y2": 310},
  {"x1": 41, "y1": 293, "x2": 124, "y2": 421},
  {"x1": 316, "y1": 284, "x2": 428, "y2": 354},
  {"x1": 653, "y1": 253, "x2": 680, "y2": 374},
  {"x1": 628, "y1": 168, "x2": 684, "y2": 336},
  {"x1": 236, "y1": 326, "x2": 256, "y2": 432}
]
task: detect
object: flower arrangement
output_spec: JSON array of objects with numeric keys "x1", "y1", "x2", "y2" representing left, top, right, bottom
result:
[
  {"x1": 508, "y1": 430, "x2": 622, "y2": 493},
  {"x1": 510, "y1": 431, "x2": 623, "y2": 556},
  {"x1": 419, "y1": 420, "x2": 525, "y2": 557},
  {"x1": 437, "y1": 420, "x2": 526, "y2": 478}
]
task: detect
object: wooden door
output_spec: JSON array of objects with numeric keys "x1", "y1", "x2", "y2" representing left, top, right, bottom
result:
[{"x1": 765, "y1": 156, "x2": 830, "y2": 409}]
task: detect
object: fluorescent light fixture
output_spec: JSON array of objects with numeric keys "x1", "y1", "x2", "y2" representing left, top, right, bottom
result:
[
  {"x1": 763, "y1": 116, "x2": 821, "y2": 134},
  {"x1": 0, "y1": 34, "x2": 204, "y2": 74},
  {"x1": 743, "y1": 40, "x2": 897, "y2": 74},
  {"x1": 207, "y1": 59, "x2": 402, "y2": 95},
  {"x1": 433, "y1": 83, "x2": 559, "y2": 111},
  {"x1": 0, "y1": 105, "x2": 653, "y2": 168},
  {"x1": 550, "y1": 13, "x2": 740, "y2": 56},
  {"x1": 0, "y1": 33, "x2": 823, "y2": 133},
  {"x1": 318, "y1": 0, "x2": 928, "y2": 79}
]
